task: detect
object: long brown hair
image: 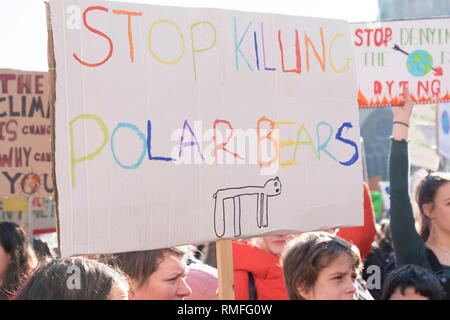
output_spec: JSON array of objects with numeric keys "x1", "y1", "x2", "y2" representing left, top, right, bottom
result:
[
  {"x1": 0, "y1": 222, "x2": 37, "y2": 299},
  {"x1": 113, "y1": 247, "x2": 187, "y2": 288},
  {"x1": 415, "y1": 172, "x2": 450, "y2": 241},
  {"x1": 281, "y1": 232, "x2": 361, "y2": 300}
]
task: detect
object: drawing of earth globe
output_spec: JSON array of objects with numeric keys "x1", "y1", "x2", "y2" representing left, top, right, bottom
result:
[
  {"x1": 406, "y1": 50, "x2": 433, "y2": 77},
  {"x1": 442, "y1": 110, "x2": 449, "y2": 135}
]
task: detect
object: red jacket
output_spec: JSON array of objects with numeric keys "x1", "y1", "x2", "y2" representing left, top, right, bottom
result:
[
  {"x1": 337, "y1": 182, "x2": 376, "y2": 260},
  {"x1": 232, "y1": 241, "x2": 289, "y2": 300}
]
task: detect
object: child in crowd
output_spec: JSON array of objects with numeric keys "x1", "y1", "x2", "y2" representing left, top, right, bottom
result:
[
  {"x1": 0, "y1": 222, "x2": 37, "y2": 300},
  {"x1": 281, "y1": 232, "x2": 362, "y2": 300},
  {"x1": 14, "y1": 257, "x2": 128, "y2": 300},
  {"x1": 381, "y1": 264, "x2": 443, "y2": 300}
]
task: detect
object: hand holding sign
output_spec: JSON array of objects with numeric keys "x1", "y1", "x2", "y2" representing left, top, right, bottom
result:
[{"x1": 392, "y1": 86, "x2": 414, "y2": 141}]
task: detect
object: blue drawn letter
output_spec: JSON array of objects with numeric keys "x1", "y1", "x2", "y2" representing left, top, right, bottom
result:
[
  {"x1": 335, "y1": 122, "x2": 359, "y2": 166},
  {"x1": 111, "y1": 123, "x2": 146, "y2": 169},
  {"x1": 234, "y1": 17, "x2": 253, "y2": 71},
  {"x1": 147, "y1": 120, "x2": 175, "y2": 161}
]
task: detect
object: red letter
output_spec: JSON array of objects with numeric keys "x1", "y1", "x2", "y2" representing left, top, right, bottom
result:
[
  {"x1": 0, "y1": 122, "x2": 4, "y2": 140},
  {"x1": 73, "y1": 6, "x2": 113, "y2": 67},
  {"x1": 374, "y1": 81, "x2": 382, "y2": 96},
  {"x1": 417, "y1": 81, "x2": 429, "y2": 98},
  {"x1": 0, "y1": 74, "x2": 16, "y2": 94},
  {"x1": 354, "y1": 28, "x2": 363, "y2": 46},
  {"x1": 386, "y1": 80, "x2": 394, "y2": 96},
  {"x1": 6, "y1": 119, "x2": 18, "y2": 142},
  {"x1": 431, "y1": 79, "x2": 440, "y2": 97},
  {"x1": 399, "y1": 81, "x2": 409, "y2": 95},
  {"x1": 374, "y1": 28, "x2": 383, "y2": 46},
  {"x1": 278, "y1": 29, "x2": 301, "y2": 73},
  {"x1": 213, "y1": 120, "x2": 244, "y2": 165},
  {"x1": 35, "y1": 75, "x2": 44, "y2": 94},
  {"x1": 18, "y1": 75, "x2": 31, "y2": 94},
  {"x1": 384, "y1": 28, "x2": 392, "y2": 46},
  {"x1": 112, "y1": 10, "x2": 142, "y2": 63},
  {"x1": 364, "y1": 29, "x2": 373, "y2": 46}
]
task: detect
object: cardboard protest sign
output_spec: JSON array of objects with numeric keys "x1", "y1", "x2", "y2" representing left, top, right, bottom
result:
[
  {"x1": 29, "y1": 197, "x2": 57, "y2": 235},
  {"x1": 437, "y1": 102, "x2": 450, "y2": 159},
  {"x1": 0, "y1": 69, "x2": 53, "y2": 197},
  {"x1": 409, "y1": 103, "x2": 439, "y2": 170},
  {"x1": 2, "y1": 197, "x2": 28, "y2": 211},
  {"x1": 0, "y1": 197, "x2": 57, "y2": 236},
  {"x1": 351, "y1": 18, "x2": 450, "y2": 108},
  {"x1": 50, "y1": 0, "x2": 363, "y2": 257},
  {"x1": 0, "y1": 198, "x2": 27, "y2": 229}
]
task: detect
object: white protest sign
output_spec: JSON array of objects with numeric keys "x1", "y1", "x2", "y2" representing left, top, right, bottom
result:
[
  {"x1": 0, "y1": 198, "x2": 27, "y2": 229},
  {"x1": 0, "y1": 197, "x2": 57, "y2": 236},
  {"x1": 351, "y1": 18, "x2": 450, "y2": 108},
  {"x1": 50, "y1": 0, "x2": 363, "y2": 257},
  {"x1": 409, "y1": 103, "x2": 439, "y2": 170},
  {"x1": 29, "y1": 197, "x2": 57, "y2": 235},
  {"x1": 438, "y1": 102, "x2": 450, "y2": 159}
]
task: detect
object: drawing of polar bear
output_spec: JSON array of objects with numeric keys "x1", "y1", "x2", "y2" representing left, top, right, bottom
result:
[{"x1": 212, "y1": 177, "x2": 281, "y2": 238}]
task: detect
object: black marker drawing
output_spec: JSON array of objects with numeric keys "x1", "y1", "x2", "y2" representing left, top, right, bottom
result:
[{"x1": 212, "y1": 177, "x2": 282, "y2": 238}]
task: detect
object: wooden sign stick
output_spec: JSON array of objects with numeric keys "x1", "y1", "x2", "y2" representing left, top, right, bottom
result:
[
  {"x1": 216, "y1": 238, "x2": 235, "y2": 300},
  {"x1": 45, "y1": 1, "x2": 61, "y2": 253}
]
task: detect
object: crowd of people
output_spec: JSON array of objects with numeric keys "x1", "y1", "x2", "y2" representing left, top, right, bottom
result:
[{"x1": 0, "y1": 88, "x2": 449, "y2": 300}]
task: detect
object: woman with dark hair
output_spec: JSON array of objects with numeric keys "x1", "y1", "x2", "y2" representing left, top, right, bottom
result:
[
  {"x1": 32, "y1": 237, "x2": 54, "y2": 261},
  {"x1": 0, "y1": 222, "x2": 37, "y2": 300},
  {"x1": 14, "y1": 257, "x2": 128, "y2": 300},
  {"x1": 389, "y1": 87, "x2": 450, "y2": 299}
]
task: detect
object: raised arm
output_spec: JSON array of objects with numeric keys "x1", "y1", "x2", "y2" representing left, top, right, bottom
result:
[
  {"x1": 392, "y1": 87, "x2": 414, "y2": 141},
  {"x1": 389, "y1": 87, "x2": 426, "y2": 266}
]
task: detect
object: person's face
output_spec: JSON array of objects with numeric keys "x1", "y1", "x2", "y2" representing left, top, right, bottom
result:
[
  {"x1": 389, "y1": 287, "x2": 429, "y2": 300},
  {"x1": 262, "y1": 234, "x2": 296, "y2": 256},
  {"x1": 130, "y1": 253, "x2": 191, "y2": 300},
  {"x1": 426, "y1": 182, "x2": 450, "y2": 235},
  {"x1": 0, "y1": 245, "x2": 11, "y2": 284},
  {"x1": 298, "y1": 253, "x2": 358, "y2": 300}
]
